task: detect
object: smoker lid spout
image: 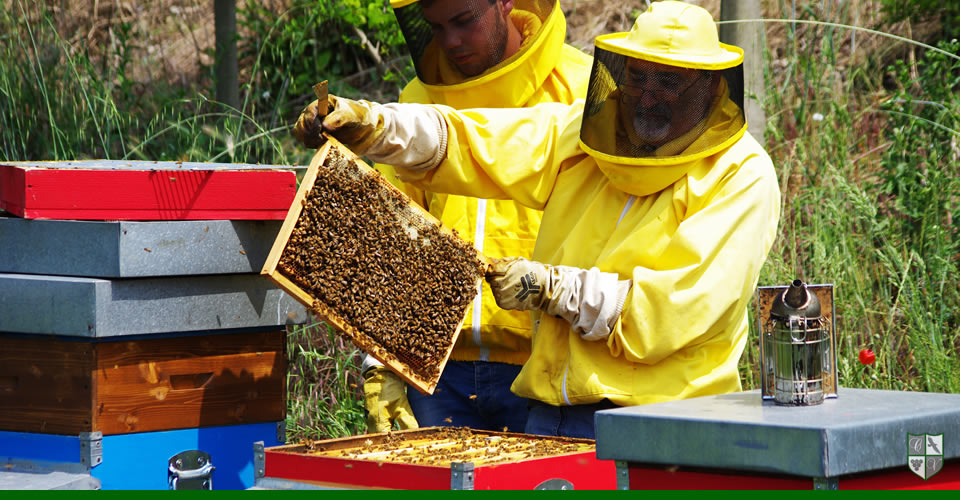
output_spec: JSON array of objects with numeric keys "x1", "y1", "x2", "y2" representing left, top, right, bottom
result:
[{"x1": 771, "y1": 279, "x2": 821, "y2": 318}]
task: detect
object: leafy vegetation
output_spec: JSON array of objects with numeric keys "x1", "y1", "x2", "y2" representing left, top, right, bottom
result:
[
  {"x1": 237, "y1": 0, "x2": 412, "y2": 136},
  {"x1": 880, "y1": 0, "x2": 960, "y2": 39}
]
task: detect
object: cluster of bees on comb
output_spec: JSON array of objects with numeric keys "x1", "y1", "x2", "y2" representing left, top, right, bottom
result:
[
  {"x1": 277, "y1": 147, "x2": 485, "y2": 382},
  {"x1": 313, "y1": 427, "x2": 593, "y2": 467}
]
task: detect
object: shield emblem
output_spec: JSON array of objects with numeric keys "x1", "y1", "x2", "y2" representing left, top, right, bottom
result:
[{"x1": 908, "y1": 433, "x2": 944, "y2": 480}]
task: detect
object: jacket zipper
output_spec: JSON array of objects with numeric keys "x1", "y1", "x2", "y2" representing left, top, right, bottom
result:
[
  {"x1": 560, "y1": 194, "x2": 636, "y2": 405},
  {"x1": 473, "y1": 198, "x2": 489, "y2": 361}
]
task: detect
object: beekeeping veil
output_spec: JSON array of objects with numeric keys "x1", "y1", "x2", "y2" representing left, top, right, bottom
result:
[
  {"x1": 391, "y1": 0, "x2": 564, "y2": 108},
  {"x1": 579, "y1": 1, "x2": 747, "y2": 186}
]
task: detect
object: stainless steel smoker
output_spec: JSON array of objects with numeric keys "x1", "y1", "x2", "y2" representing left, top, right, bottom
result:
[{"x1": 757, "y1": 280, "x2": 838, "y2": 405}]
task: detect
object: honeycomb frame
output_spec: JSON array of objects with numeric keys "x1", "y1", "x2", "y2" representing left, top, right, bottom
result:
[{"x1": 262, "y1": 137, "x2": 488, "y2": 394}]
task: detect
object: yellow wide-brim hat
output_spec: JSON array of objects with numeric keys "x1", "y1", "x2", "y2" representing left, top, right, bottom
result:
[{"x1": 595, "y1": 1, "x2": 743, "y2": 70}]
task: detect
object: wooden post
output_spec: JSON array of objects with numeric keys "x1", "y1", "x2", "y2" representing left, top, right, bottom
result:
[
  {"x1": 719, "y1": 0, "x2": 766, "y2": 143},
  {"x1": 214, "y1": 0, "x2": 240, "y2": 112}
]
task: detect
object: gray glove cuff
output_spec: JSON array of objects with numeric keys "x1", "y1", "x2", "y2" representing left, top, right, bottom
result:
[
  {"x1": 361, "y1": 353, "x2": 385, "y2": 375},
  {"x1": 545, "y1": 266, "x2": 632, "y2": 341},
  {"x1": 364, "y1": 103, "x2": 447, "y2": 172}
]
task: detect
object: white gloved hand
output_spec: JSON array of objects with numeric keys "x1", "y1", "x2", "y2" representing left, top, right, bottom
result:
[
  {"x1": 293, "y1": 94, "x2": 447, "y2": 172},
  {"x1": 486, "y1": 257, "x2": 632, "y2": 341}
]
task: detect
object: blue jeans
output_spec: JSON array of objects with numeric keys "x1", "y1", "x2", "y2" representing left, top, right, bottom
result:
[
  {"x1": 406, "y1": 360, "x2": 528, "y2": 433},
  {"x1": 524, "y1": 399, "x2": 619, "y2": 439}
]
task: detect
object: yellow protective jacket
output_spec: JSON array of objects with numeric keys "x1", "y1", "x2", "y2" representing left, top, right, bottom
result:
[
  {"x1": 398, "y1": 100, "x2": 781, "y2": 407},
  {"x1": 376, "y1": 3, "x2": 592, "y2": 365}
]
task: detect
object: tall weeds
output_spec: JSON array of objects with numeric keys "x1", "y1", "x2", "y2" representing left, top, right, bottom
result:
[
  {"x1": 743, "y1": 2, "x2": 959, "y2": 393},
  {"x1": 0, "y1": 1, "x2": 308, "y2": 165},
  {"x1": 285, "y1": 319, "x2": 366, "y2": 441}
]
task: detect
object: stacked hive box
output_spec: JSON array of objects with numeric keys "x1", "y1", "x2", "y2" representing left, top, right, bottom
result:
[{"x1": 0, "y1": 160, "x2": 306, "y2": 490}]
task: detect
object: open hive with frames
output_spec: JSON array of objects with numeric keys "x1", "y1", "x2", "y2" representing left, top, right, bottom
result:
[
  {"x1": 258, "y1": 426, "x2": 616, "y2": 490},
  {"x1": 262, "y1": 136, "x2": 487, "y2": 394},
  {"x1": 292, "y1": 427, "x2": 594, "y2": 466}
]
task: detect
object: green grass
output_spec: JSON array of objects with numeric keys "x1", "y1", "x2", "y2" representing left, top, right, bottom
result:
[
  {"x1": 2, "y1": 1, "x2": 957, "y2": 443},
  {"x1": 285, "y1": 319, "x2": 366, "y2": 442}
]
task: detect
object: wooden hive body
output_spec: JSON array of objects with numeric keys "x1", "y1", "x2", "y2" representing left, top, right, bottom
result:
[
  {"x1": 262, "y1": 138, "x2": 487, "y2": 394},
  {"x1": 0, "y1": 330, "x2": 286, "y2": 435}
]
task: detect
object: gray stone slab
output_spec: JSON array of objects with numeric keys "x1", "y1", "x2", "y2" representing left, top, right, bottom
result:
[
  {"x1": 595, "y1": 388, "x2": 960, "y2": 478},
  {"x1": 0, "y1": 469, "x2": 100, "y2": 490},
  {"x1": 0, "y1": 273, "x2": 307, "y2": 337},
  {"x1": 0, "y1": 217, "x2": 282, "y2": 277}
]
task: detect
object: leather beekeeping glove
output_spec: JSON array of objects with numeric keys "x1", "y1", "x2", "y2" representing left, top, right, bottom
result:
[
  {"x1": 361, "y1": 355, "x2": 419, "y2": 433},
  {"x1": 293, "y1": 94, "x2": 447, "y2": 172},
  {"x1": 487, "y1": 257, "x2": 632, "y2": 341},
  {"x1": 292, "y1": 96, "x2": 331, "y2": 149}
]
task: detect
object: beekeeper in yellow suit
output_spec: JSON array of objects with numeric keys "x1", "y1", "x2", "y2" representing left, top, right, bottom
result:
[
  {"x1": 295, "y1": 0, "x2": 591, "y2": 434},
  {"x1": 297, "y1": 1, "x2": 781, "y2": 438}
]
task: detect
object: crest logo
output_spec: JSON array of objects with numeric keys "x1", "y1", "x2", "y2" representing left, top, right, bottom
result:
[{"x1": 907, "y1": 433, "x2": 943, "y2": 480}]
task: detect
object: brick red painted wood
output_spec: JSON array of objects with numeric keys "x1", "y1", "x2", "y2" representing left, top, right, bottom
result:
[
  {"x1": 0, "y1": 160, "x2": 297, "y2": 220},
  {"x1": 263, "y1": 449, "x2": 616, "y2": 490},
  {"x1": 264, "y1": 451, "x2": 453, "y2": 490},
  {"x1": 472, "y1": 452, "x2": 617, "y2": 490},
  {"x1": 626, "y1": 460, "x2": 960, "y2": 490}
]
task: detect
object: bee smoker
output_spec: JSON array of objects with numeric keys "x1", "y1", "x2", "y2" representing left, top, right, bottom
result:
[{"x1": 759, "y1": 280, "x2": 835, "y2": 406}]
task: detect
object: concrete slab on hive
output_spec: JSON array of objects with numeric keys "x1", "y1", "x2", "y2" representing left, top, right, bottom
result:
[
  {"x1": 0, "y1": 217, "x2": 282, "y2": 277},
  {"x1": 0, "y1": 273, "x2": 307, "y2": 337},
  {"x1": 0, "y1": 160, "x2": 297, "y2": 220},
  {"x1": 595, "y1": 388, "x2": 960, "y2": 478},
  {"x1": 262, "y1": 137, "x2": 487, "y2": 395},
  {"x1": 0, "y1": 468, "x2": 100, "y2": 490}
]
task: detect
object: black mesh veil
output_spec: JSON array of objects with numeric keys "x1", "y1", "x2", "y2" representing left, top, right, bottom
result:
[
  {"x1": 392, "y1": 0, "x2": 557, "y2": 86},
  {"x1": 580, "y1": 45, "x2": 746, "y2": 160},
  {"x1": 393, "y1": 1, "x2": 434, "y2": 75}
]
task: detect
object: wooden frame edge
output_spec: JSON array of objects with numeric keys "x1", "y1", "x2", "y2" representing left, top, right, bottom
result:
[{"x1": 262, "y1": 141, "x2": 334, "y2": 277}]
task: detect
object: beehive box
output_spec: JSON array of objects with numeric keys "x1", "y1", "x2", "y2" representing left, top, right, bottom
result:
[
  {"x1": 0, "y1": 218, "x2": 282, "y2": 278},
  {"x1": 262, "y1": 138, "x2": 487, "y2": 394},
  {"x1": 0, "y1": 273, "x2": 306, "y2": 337},
  {"x1": 257, "y1": 427, "x2": 617, "y2": 490},
  {"x1": 0, "y1": 329, "x2": 286, "y2": 436},
  {"x1": 0, "y1": 160, "x2": 296, "y2": 220},
  {"x1": 2, "y1": 421, "x2": 284, "y2": 490}
]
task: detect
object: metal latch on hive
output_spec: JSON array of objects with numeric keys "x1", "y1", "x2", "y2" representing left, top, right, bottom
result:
[{"x1": 168, "y1": 450, "x2": 215, "y2": 490}]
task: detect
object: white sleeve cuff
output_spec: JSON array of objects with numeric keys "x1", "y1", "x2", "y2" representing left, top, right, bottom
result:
[
  {"x1": 546, "y1": 266, "x2": 631, "y2": 341},
  {"x1": 361, "y1": 353, "x2": 385, "y2": 374},
  {"x1": 365, "y1": 103, "x2": 447, "y2": 172}
]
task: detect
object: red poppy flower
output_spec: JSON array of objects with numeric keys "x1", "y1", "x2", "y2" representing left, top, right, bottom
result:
[{"x1": 859, "y1": 348, "x2": 876, "y2": 365}]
